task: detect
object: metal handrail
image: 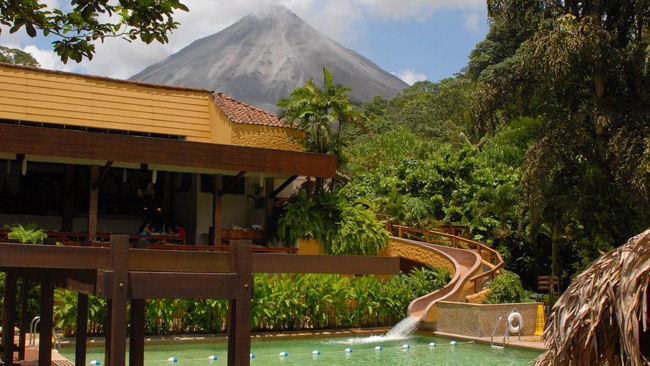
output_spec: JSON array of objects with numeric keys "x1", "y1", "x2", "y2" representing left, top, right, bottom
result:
[
  {"x1": 28, "y1": 316, "x2": 61, "y2": 350},
  {"x1": 490, "y1": 315, "x2": 505, "y2": 348},
  {"x1": 29, "y1": 316, "x2": 40, "y2": 346}
]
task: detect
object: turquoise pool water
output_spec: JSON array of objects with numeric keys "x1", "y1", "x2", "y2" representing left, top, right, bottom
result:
[{"x1": 61, "y1": 335, "x2": 541, "y2": 365}]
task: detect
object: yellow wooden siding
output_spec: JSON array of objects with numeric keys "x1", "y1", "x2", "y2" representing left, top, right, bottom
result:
[
  {"x1": 0, "y1": 65, "x2": 212, "y2": 142},
  {"x1": 231, "y1": 123, "x2": 303, "y2": 151},
  {"x1": 208, "y1": 98, "x2": 233, "y2": 145}
]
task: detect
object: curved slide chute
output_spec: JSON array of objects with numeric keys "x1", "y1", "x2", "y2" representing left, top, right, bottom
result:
[{"x1": 384, "y1": 224, "x2": 504, "y2": 323}]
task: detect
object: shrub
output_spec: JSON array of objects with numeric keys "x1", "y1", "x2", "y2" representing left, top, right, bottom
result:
[
  {"x1": 329, "y1": 200, "x2": 388, "y2": 255},
  {"x1": 483, "y1": 270, "x2": 534, "y2": 304},
  {"x1": 277, "y1": 191, "x2": 339, "y2": 246},
  {"x1": 278, "y1": 192, "x2": 388, "y2": 255}
]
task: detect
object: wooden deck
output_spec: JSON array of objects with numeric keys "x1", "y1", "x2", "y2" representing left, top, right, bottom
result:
[{"x1": 0, "y1": 237, "x2": 399, "y2": 366}]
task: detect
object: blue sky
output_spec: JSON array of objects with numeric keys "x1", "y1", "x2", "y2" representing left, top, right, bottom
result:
[{"x1": 0, "y1": 1, "x2": 489, "y2": 84}]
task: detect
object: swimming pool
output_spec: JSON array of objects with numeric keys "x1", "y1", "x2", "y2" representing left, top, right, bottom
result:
[{"x1": 60, "y1": 334, "x2": 541, "y2": 365}]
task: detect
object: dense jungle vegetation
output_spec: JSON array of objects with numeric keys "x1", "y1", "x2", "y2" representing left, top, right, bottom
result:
[
  {"x1": 278, "y1": 0, "x2": 650, "y2": 290},
  {"x1": 48, "y1": 267, "x2": 448, "y2": 336}
]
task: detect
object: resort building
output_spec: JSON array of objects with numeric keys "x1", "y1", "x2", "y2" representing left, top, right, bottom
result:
[{"x1": 0, "y1": 62, "x2": 336, "y2": 247}]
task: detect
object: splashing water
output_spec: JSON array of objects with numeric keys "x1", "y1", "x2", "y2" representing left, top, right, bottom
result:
[{"x1": 328, "y1": 317, "x2": 421, "y2": 345}]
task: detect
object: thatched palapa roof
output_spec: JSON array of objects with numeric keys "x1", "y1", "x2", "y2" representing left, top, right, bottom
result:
[{"x1": 535, "y1": 230, "x2": 650, "y2": 366}]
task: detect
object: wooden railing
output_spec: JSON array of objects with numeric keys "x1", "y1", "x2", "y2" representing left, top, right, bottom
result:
[
  {"x1": 0, "y1": 230, "x2": 296, "y2": 254},
  {"x1": 382, "y1": 220, "x2": 504, "y2": 291}
]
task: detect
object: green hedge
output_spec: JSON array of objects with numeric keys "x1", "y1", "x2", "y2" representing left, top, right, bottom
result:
[{"x1": 53, "y1": 267, "x2": 449, "y2": 336}]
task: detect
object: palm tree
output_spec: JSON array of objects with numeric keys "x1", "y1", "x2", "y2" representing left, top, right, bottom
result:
[{"x1": 277, "y1": 67, "x2": 357, "y2": 192}]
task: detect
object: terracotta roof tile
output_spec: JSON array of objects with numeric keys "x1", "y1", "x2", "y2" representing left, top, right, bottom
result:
[{"x1": 212, "y1": 92, "x2": 292, "y2": 128}]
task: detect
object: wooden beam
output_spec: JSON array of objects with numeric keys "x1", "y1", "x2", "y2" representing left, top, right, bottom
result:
[
  {"x1": 251, "y1": 254, "x2": 400, "y2": 274},
  {"x1": 218, "y1": 171, "x2": 246, "y2": 197},
  {"x1": 3, "y1": 272, "x2": 16, "y2": 366},
  {"x1": 128, "y1": 249, "x2": 230, "y2": 273},
  {"x1": 92, "y1": 160, "x2": 113, "y2": 191},
  {"x1": 0, "y1": 244, "x2": 110, "y2": 270},
  {"x1": 0, "y1": 124, "x2": 337, "y2": 178},
  {"x1": 38, "y1": 281, "x2": 54, "y2": 366},
  {"x1": 75, "y1": 294, "x2": 88, "y2": 366},
  {"x1": 270, "y1": 175, "x2": 298, "y2": 198},
  {"x1": 0, "y1": 244, "x2": 399, "y2": 275},
  {"x1": 107, "y1": 235, "x2": 129, "y2": 366},
  {"x1": 96, "y1": 271, "x2": 239, "y2": 299}
]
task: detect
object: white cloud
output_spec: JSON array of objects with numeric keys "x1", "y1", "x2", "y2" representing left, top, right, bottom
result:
[
  {"x1": 392, "y1": 69, "x2": 427, "y2": 85},
  {"x1": 23, "y1": 45, "x2": 78, "y2": 72},
  {"x1": 463, "y1": 12, "x2": 482, "y2": 32}
]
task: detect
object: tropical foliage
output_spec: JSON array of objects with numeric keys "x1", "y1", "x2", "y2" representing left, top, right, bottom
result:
[
  {"x1": 277, "y1": 191, "x2": 388, "y2": 255},
  {"x1": 483, "y1": 270, "x2": 534, "y2": 304},
  {"x1": 0, "y1": 0, "x2": 189, "y2": 62},
  {"x1": 278, "y1": 67, "x2": 362, "y2": 192},
  {"x1": 3, "y1": 223, "x2": 47, "y2": 244},
  {"x1": 332, "y1": 0, "x2": 650, "y2": 291},
  {"x1": 0, "y1": 45, "x2": 39, "y2": 66},
  {"x1": 52, "y1": 267, "x2": 449, "y2": 335}
]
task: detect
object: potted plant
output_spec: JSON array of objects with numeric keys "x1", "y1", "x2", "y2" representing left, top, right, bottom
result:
[{"x1": 3, "y1": 223, "x2": 48, "y2": 244}]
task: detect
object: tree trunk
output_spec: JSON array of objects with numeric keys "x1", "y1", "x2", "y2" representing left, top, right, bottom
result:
[{"x1": 551, "y1": 222, "x2": 561, "y2": 294}]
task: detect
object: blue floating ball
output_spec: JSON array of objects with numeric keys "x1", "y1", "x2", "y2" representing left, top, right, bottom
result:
[
  {"x1": 374, "y1": 346, "x2": 382, "y2": 351},
  {"x1": 312, "y1": 350, "x2": 321, "y2": 355},
  {"x1": 429, "y1": 342, "x2": 437, "y2": 347},
  {"x1": 402, "y1": 344, "x2": 411, "y2": 349},
  {"x1": 279, "y1": 351, "x2": 289, "y2": 357},
  {"x1": 250, "y1": 353, "x2": 256, "y2": 359},
  {"x1": 89, "y1": 360, "x2": 101, "y2": 365},
  {"x1": 208, "y1": 355, "x2": 218, "y2": 360},
  {"x1": 167, "y1": 357, "x2": 178, "y2": 362},
  {"x1": 344, "y1": 347, "x2": 353, "y2": 353}
]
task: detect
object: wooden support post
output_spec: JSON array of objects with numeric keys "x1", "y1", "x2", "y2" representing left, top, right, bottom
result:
[
  {"x1": 107, "y1": 234, "x2": 129, "y2": 366},
  {"x1": 263, "y1": 177, "x2": 274, "y2": 244},
  {"x1": 269, "y1": 175, "x2": 297, "y2": 199},
  {"x1": 88, "y1": 166, "x2": 99, "y2": 242},
  {"x1": 18, "y1": 279, "x2": 27, "y2": 361},
  {"x1": 62, "y1": 165, "x2": 75, "y2": 232},
  {"x1": 227, "y1": 240, "x2": 252, "y2": 366},
  {"x1": 104, "y1": 300, "x2": 111, "y2": 366},
  {"x1": 212, "y1": 174, "x2": 223, "y2": 246},
  {"x1": 75, "y1": 293, "x2": 88, "y2": 366},
  {"x1": 38, "y1": 280, "x2": 54, "y2": 366},
  {"x1": 3, "y1": 272, "x2": 16, "y2": 366},
  {"x1": 129, "y1": 299, "x2": 145, "y2": 366}
]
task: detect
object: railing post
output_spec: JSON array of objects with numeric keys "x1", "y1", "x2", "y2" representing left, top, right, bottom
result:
[
  {"x1": 398, "y1": 227, "x2": 403, "y2": 238},
  {"x1": 38, "y1": 280, "x2": 54, "y2": 366},
  {"x1": 107, "y1": 234, "x2": 129, "y2": 366},
  {"x1": 3, "y1": 271, "x2": 16, "y2": 366},
  {"x1": 452, "y1": 236, "x2": 457, "y2": 247},
  {"x1": 228, "y1": 240, "x2": 252, "y2": 366},
  {"x1": 75, "y1": 293, "x2": 88, "y2": 366}
]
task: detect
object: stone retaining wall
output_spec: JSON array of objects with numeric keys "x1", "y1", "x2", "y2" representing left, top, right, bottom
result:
[{"x1": 436, "y1": 301, "x2": 542, "y2": 337}]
